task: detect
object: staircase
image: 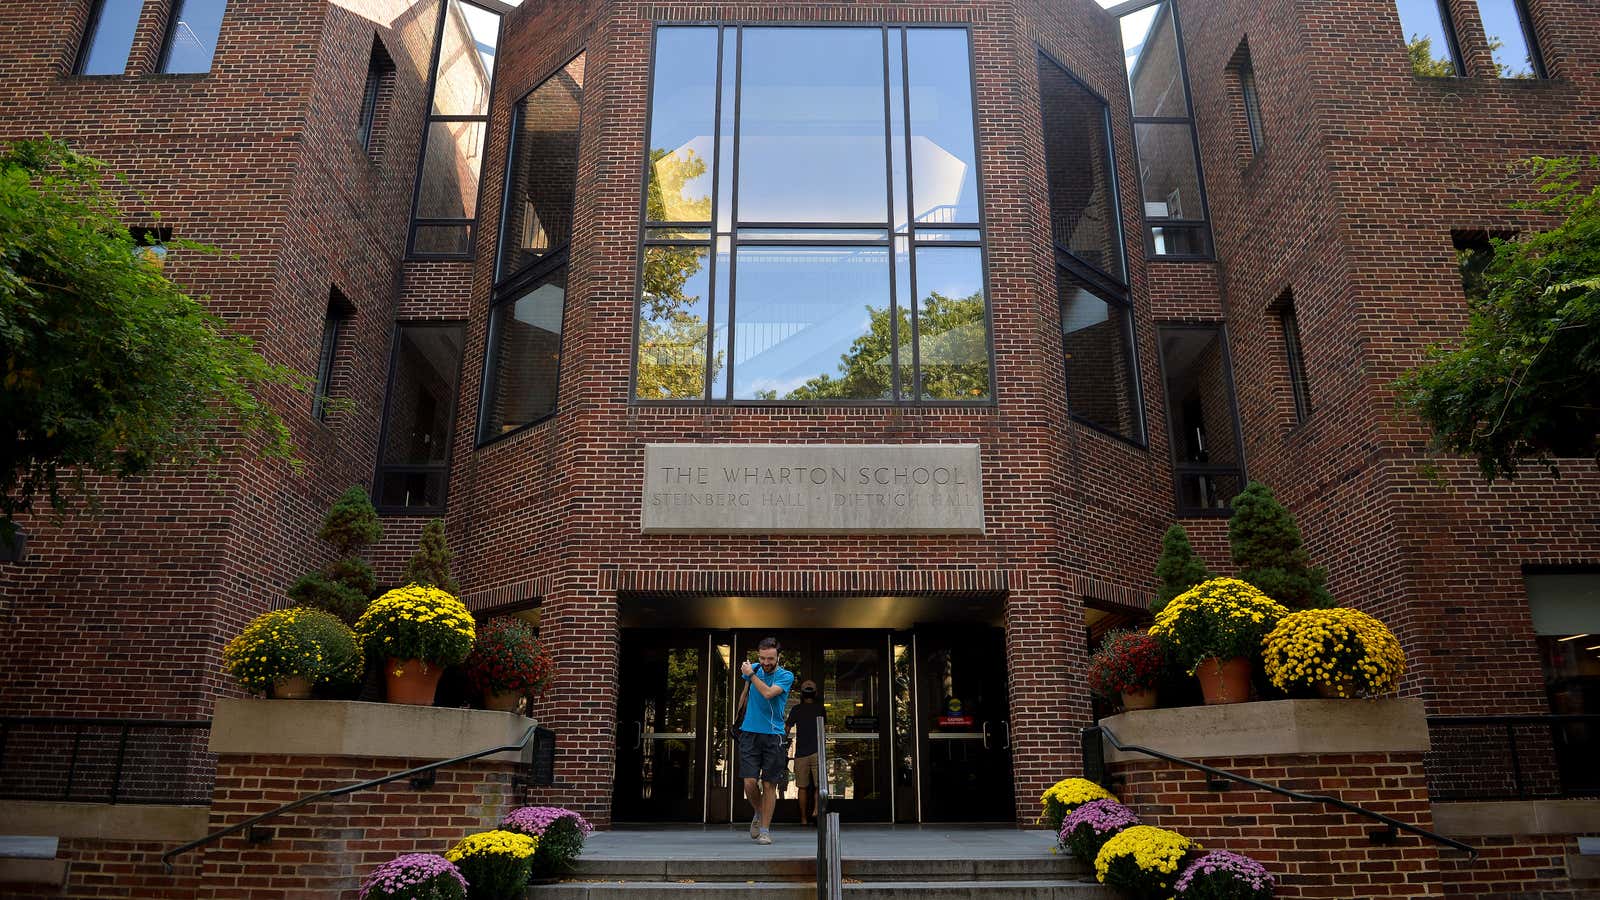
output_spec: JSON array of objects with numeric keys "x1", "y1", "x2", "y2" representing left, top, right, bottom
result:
[{"x1": 541, "y1": 827, "x2": 1114, "y2": 898}]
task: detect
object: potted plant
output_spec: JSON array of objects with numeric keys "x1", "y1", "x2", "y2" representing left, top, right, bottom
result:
[
  {"x1": 1149, "y1": 577, "x2": 1289, "y2": 705},
  {"x1": 222, "y1": 607, "x2": 363, "y2": 699},
  {"x1": 354, "y1": 584, "x2": 475, "y2": 705},
  {"x1": 501, "y1": 806, "x2": 592, "y2": 880},
  {"x1": 1059, "y1": 798, "x2": 1140, "y2": 865},
  {"x1": 1094, "y1": 825, "x2": 1198, "y2": 900},
  {"x1": 1174, "y1": 850, "x2": 1276, "y2": 899},
  {"x1": 1088, "y1": 630, "x2": 1167, "y2": 710},
  {"x1": 464, "y1": 619, "x2": 553, "y2": 712},
  {"x1": 359, "y1": 853, "x2": 468, "y2": 900},
  {"x1": 1038, "y1": 776, "x2": 1116, "y2": 833},
  {"x1": 444, "y1": 830, "x2": 538, "y2": 900},
  {"x1": 1262, "y1": 607, "x2": 1406, "y2": 698}
]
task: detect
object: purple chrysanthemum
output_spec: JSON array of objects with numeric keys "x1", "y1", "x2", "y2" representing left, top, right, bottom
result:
[
  {"x1": 1060, "y1": 798, "x2": 1140, "y2": 841},
  {"x1": 359, "y1": 853, "x2": 468, "y2": 900},
  {"x1": 501, "y1": 805, "x2": 594, "y2": 837},
  {"x1": 1174, "y1": 849, "x2": 1276, "y2": 897}
]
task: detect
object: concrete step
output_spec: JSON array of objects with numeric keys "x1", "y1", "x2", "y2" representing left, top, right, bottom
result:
[
  {"x1": 570, "y1": 854, "x2": 1091, "y2": 882},
  {"x1": 540, "y1": 880, "x2": 1114, "y2": 899}
]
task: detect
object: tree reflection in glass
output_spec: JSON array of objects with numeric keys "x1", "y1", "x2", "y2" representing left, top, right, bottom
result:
[
  {"x1": 638, "y1": 245, "x2": 710, "y2": 400},
  {"x1": 915, "y1": 247, "x2": 990, "y2": 400}
]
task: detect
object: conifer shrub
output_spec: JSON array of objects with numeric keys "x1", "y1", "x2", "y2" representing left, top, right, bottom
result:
[
  {"x1": 289, "y1": 486, "x2": 382, "y2": 624},
  {"x1": 402, "y1": 518, "x2": 460, "y2": 594},
  {"x1": 1227, "y1": 482, "x2": 1333, "y2": 609},
  {"x1": 1153, "y1": 524, "x2": 1213, "y2": 614}
]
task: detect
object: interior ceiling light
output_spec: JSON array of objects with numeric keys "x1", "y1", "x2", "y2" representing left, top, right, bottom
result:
[{"x1": 1557, "y1": 633, "x2": 1590, "y2": 642}]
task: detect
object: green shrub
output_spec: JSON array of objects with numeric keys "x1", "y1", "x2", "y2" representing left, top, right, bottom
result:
[{"x1": 222, "y1": 608, "x2": 363, "y2": 694}]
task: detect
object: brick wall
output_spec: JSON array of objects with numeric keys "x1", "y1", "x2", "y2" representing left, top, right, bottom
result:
[
  {"x1": 1440, "y1": 833, "x2": 1599, "y2": 899},
  {"x1": 3, "y1": 838, "x2": 203, "y2": 900}
]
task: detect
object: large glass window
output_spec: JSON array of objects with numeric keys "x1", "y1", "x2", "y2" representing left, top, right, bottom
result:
[
  {"x1": 159, "y1": 0, "x2": 228, "y2": 74},
  {"x1": 77, "y1": 0, "x2": 145, "y2": 76},
  {"x1": 408, "y1": 0, "x2": 501, "y2": 257},
  {"x1": 479, "y1": 53, "x2": 585, "y2": 442},
  {"x1": 1039, "y1": 54, "x2": 1142, "y2": 443},
  {"x1": 1158, "y1": 325, "x2": 1244, "y2": 515},
  {"x1": 1117, "y1": 1, "x2": 1211, "y2": 258},
  {"x1": 1394, "y1": 0, "x2": 1460, "y2": 77},
  {"x1": 635, "y1": 25, "x2": 991, "y2": 404},
  {"x1": 375, "y1": 324, "x2": 466, "y2": 513},
  {"x1": 1524, "y1": 573, "x2": 1600, "y2": 796},
  {"x1": 1475, "y1": 0, "x2": 1544, "y2": 79}
]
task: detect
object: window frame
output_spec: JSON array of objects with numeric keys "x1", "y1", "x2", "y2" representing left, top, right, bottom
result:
[
  {"x1": 74, "y1": 0, "x2": 144, "y2": 76},
  {"x1": 1239, "y1": 60, "x2": 1264, "y2": 156},
  {"x1": 1057, "y1": 255, "x2": 1147, "y2": 448},
  {"x1": 1154, "y1": 322, "x2": 1248, "y2": 517},
  {"x1": 1477, "y1": 0, "x2": 1547, "y2": 79},
  {"x1": 310, "y1": 296, "x2": 350, "y2": 423},
  {"x1": 476, "y1": 51, "x2": 586, "y2": 447},
  {"x1": 1114, "y1": 0, "x2": 1215, "y2": 261},
  {"x1": 1278, "y1": 301, "x2": 1312, "y2": 425},
  {"x1": 628, "y1": 21, "x2": 997, "y2": 409},
  {"x1": 1395, "y1": 0, "x2": 1464, "y2": 77},
  {"x1": 372, "y1": 320, "x2": 468, "y2": 516},
  {"x1": 157, "y1": 0, "x2": 228, "y2": 75},
  {"x1": 404, "y1": 0, "x2": 508, "y2": 260}
]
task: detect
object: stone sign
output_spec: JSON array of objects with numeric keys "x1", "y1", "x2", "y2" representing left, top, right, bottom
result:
[{"x1": 642, "y1": 444, "x2": 985, "y2": 534}]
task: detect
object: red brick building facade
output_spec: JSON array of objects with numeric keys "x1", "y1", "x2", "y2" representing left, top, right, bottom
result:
[{"x1": 1, "y1": 0, "x2": 1596, "y2": 877}]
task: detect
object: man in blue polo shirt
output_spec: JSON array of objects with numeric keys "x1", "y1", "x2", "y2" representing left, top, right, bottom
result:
[{"x1": 739, "y1": 636, "x2": 794, "y2": 845}]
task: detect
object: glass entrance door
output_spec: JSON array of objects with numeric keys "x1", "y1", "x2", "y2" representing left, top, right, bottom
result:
[
  {"x1": 916, "y1": 628, "x2": 1014, "y2": 821},
  {"x1": 614, "y1": 632, "x2": 706, "y2": 821}
]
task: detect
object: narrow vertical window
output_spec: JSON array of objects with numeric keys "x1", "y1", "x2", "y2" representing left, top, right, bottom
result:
[
  {"x1": 1452, "y1": 230, "x2": 1497, "y2": 301},
  {"x1": 1395, "y1": 0, "x2": 1460, "y2": 76},
  {"x1": 1228, "y1": 41, "x2": 1264, "y2": 159},
  {"x1": 1475, "y1": 0, "x2": 1544, "y2": 79},
  {"x1": 159, "y1": 0, "x2": 228, "y2": 74},
  {"x1": 312, "y1": 290, "x2": 353, "y2": 422},
  {"x1": 357, "y1": 39, "x2": 396, "y2": 155},
  {"x1": 77, "y1": 0, "x2": 146, "y2": 75},
  {"x1": 1039, "y1": 53, "x2": 1142, "y2": 444},
  {"x1": 408, "y1": 0, "x2": 501, "y2": 257},
  {"x1": 1278, "y1": 296, "x2": 1312, "y2": 424},
  {"x1": 1158, "y1": 325, "x2": 1245, "y2": 515},
  {"x1": 375, "y1": 324, "x2": 465, "y2": 513},
  {"x1": 480, "y1": 53, "x2": 585, "y2": 441},
  {"x1": 1117, "y1": 1, "x2": 1212, "y2": 257}
]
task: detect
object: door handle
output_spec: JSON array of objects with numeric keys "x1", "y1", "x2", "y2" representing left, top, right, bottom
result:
[
  {"x1": 981, "y1": 720, "x2": 991, "y2": 750},
  {"x1": 633, "y1": 721, "x2": 643, "y2": 750},
  {"x1": 1000, "y1": 720, "x2": 1010, "y2": 750}
]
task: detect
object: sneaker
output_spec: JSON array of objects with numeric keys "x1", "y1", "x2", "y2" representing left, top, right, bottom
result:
[
  {"x1": 750, "y1": 816, "x2": 761, "y2": 839},
  {"x1": 756, "y1": 831, "x2": 773, "y2": 845}
]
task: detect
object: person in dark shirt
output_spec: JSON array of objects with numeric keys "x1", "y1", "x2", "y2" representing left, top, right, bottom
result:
[{"x1": 785, "y1": 680, "x2": 823, "y2": 826}]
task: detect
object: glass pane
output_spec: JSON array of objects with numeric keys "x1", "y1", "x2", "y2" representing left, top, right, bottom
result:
[
  {"x1": 647, "y1": 27, "x2": 717, "y2": 224},
  {"x1": 482, "y1": 273, "x2": 566, "y2": 437},
  {"x1": 412, "y1": 223, "x2": 473, "y2": 256},
  {"x1": 1477, "y1": 0, "x2": 1538, "y2": 78},
  {"x1": 737, "y1": 28, "x2": 887, "y2": 224},
  {"x1": 78, "y1": 0, "x2": 145, "y2": 75},
  {"x1": 731, "y1": 247, "x2": 893, "y2": 401},
  {"x1": 1134, "y1": 122, "x2": 1202, "y2": 222},
  {"x1": 888, "y1": 29, "x2": 910, "y2": 233},
  {"x1": 738, "y1": 228, "x2": 888, "y2": 242},
  {"x1": 161, "y1": 0, "x2": 227, "y2": 73},
  {"x1": 1121, "y1": 2, "x2": 1187, "y2": 117},
  {"x1": 381, "y1": 326, "x2": 465, "y2": 465},
  {"x1": 823, "y1": 648, "x2": 881, "y2": 729},
  {"x1": 646, "y1": 228, "x2": 711, "y2": 241},
  {"x1": 716, "y1": 28, "x2": 736, "y2": 232},
  {"x1": 893, "y1": 236, "x2": 912, "y2": 397},
  {"x1": 1395, "y1": 0, "x2": 1457, "y2": 76},
  {"x1": 1061, "y1": 281, "x2": 1140, "y2": 441},
  {"x1": 913, "y1": 247, "x2": 989, "y2": 400},
  {"x1": 1150, "y1": 223, "x2": 1208, "y2": 256},
  {"x1": 1159, "y1": 326, "x2": 1240, "y2": 469},
  {"x1": 914, "y1": 228, "x2": 981, "y2": 243},
  {"x1": 906, "y1": 29, "x2": 979, "y2": 226},
  {"x1": 637, "y1": 246, "x2": 710, "y2": 399},
  {"x1": 1177, "y1": 470, "x2": 1242, "y2": 513},
  {"x1": 1040, "y1": 60, "x2": 1123, "y2": 280},
  {"x1": 416, "y1": 120, "x2": 487, "y2": 219},
  {"x1": 431, "y1": 0, "x2": 499, "y2": 116},
  {"x1": 710, "y1": 236, "x2": 731, "y2": 399},
  {"x1": 376, "y1": 470, "x2": 447, "y2": 510},
  {"x1": 501, "y1": 53, "x2": 585, "y2": 277}
]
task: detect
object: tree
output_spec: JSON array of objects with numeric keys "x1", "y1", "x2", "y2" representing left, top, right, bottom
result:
[
  {"x1": 1406, "y1": 35, "x2": 1456, "y2": 78},
  {"x1": 1396, "y1": 156, "x2": 1599, "y2": 480},
  {"x1": 1151, "y1": 524, "x2": 1212, "y2": 614},
  {"x1": 401, "y1": 518, "x2": 460, "y2": 595},
  {"x1": 0, "y1": 138, "x2": 299, "y2": 542},
  {"x1": 636, "y1": 147, "x2": 721, "y2": 400},
  {"x1": 1227, "y1": 481, "x2": 1333, "y2": 610},
  {"x1": 289, "y1": 486, "x2": 382, "y2": 623},
  {"x1": 786, "y1": 291, "x2": 989, "y2": 400}
]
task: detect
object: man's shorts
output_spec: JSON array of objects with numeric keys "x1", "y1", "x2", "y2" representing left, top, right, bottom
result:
[
  {"x1": 792, "y1": 752, "x2": 817, "y2": 789},
  {"x1": 738, "y1": 731, "x2": 786, "y2": 783}
]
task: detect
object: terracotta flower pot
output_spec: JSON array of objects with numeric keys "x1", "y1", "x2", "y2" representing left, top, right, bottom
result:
[
  {"x1": 385, "y1": 658, "x2": 444, "y2": 706},
  {"x1": 273, "y1": 675, "x2": 314, "y2": 700},
  {"x1": 485, "y1": 690, "x2": 524, "y2": 712},
  {"x1": 1120, "y1": 688, "x2": 1158, "y2": 710},
  {"x1": 1195, "y1": 656, "x2": 1252, "y2": 705}
]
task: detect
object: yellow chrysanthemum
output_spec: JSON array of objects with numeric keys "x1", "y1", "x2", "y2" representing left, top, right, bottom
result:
[
  {"x1": 1263, "y1": 607, "x2": 1406, "y2": 697},
  {"x1": 445, "y1": 829, "x2": 539, "y2": 861},
  {"x1": 1149, "y1": 578, "x2": 1289, "y2": 674},
  {"x1": 354, "y1": 584, "x2": 476, "y2": 667},
  {"x1": 1094, "y1": 825, "x2": 1197, "y2": 889}
]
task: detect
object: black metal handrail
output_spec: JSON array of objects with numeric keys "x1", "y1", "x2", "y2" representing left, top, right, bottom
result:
[
  {"x1": 1425, "y1": 713, "x2": 1600, "y2": 801},
  {"x1": 1085, "y1": 723, "x2": 1478, "y2": 861},
  {"x1": 0, "y1": 716, "x2": 212, "y2": 805},
  {"x1": 815, "y1": 714, "x2": 840, "y2": 900},
  {"x1": 160, "y1": 724, "x2": 540, "y2": 873}
]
